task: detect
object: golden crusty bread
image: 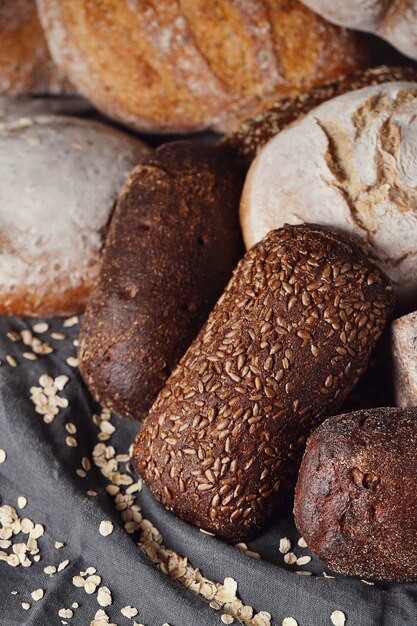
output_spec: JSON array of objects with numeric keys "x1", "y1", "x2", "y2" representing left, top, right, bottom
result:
[
  {"x1": 0, "y1": 0, "x2": 72, "y2": 95},
  {"x1": 36, "y1": 0, "x2": 368, "y2": 133}
]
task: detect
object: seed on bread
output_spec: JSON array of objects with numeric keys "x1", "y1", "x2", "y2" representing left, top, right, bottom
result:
[{"x1": 134, "y1": 224, "x2": 393, "y2": 541}]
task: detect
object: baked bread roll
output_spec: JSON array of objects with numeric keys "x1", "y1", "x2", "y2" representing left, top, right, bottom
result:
[
  {"x1": 0, "y1": 114, "x2": 149, "y2": 317},
  {"x1": 222, "y1": 66, "x2": 417, "y2": 168},
  {"x1": 392, "y1": 311, "x2": 417, "y2": 407},
  {"x1": 78, "y1": 142, "x2": 244, "y2": 420},
  {"x1": 294, "y1": 407, "x2": 417, "y2": 581},
  {"x1": 241, "y1": 82, "x2": 417, "y2": 310},
  {"x1": 134, "y1": 224, "x2": 393, "y2": 542},
  {"x1": 300, "y1": 0, "x2": 417, "y2": 62},
  {"x1": 0, "y1": 0, "x2": 72, "y2": 95},
  {"x1": 36, "y1": 0, "x2": 367, "y2": 133}
]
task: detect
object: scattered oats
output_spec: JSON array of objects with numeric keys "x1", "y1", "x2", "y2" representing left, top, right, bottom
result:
[
  {"x1": 99, "y1": 521, "x2": 114, "y2": 537},
  {"x1": 82, "y1": 457, "x2": 91, "y2": 471},
  {"x1": 97, "y1": 586, "x2": 112, "y2": 607},
  {"x1": 66, "y1": 423, "x2": 77, "y2": 434},
  {"x1": 31, "y1": 588, "x2": 44, "y2": 601},
  {"x1": 0, "y1": 449, "x2": 6, "y2": 463},
  {"x1": 73, "y1": 339, "x2": 79, "y2": 347},
  {"x1": 296, "y1": 556, "x2": 311, "y2": 566},
  {"x1": 66, "y1": 356, "x2": 79, "y2": 367},
  {"x1": 7, "y1": 331, "x2": 20, "y2": 342},
  {"x1": 72, "y1": 602, "x2": 79, "y2": 608},
  {"x1": 121, "y1": 606, "x2": 138, "y2": 618},
  {"x1": 323, "y1": 572, "x2": 335, "y2": 579},
  {"x1": 17, "y1": 497, "x2": 27, "y2": 509},
  {"x1": 51, "y1": 332, "x2": 66, "y2": 340},
  {"x1": 84, "y1": 567, "x2": 97, "y2": 575},
  {"x1": 72, "y1": 576, "x2": 85, "y2": 588},
  {"x1": 331, "y1": 611, "x2": 346, "y2": 626},
  {"x1": 58, "y1": 608, "x2": 73, "y2": 618},
  {"x1": 34, "y1": 555, "x2": 41, "y2": 562},
  {"x1": 106, "y1": 485, "x2": 119, "y2": 496},
  {"x1": 6, "y1": 355, "x2": 17, "y2": 367},
  {"x1": 76, "y1": 469, "x2": 87, "y2": 478},
  {"x1": 279, "y1": 537, "x2": 291, "y2": 554},
  {"x1": 44, "y1": 565, "x2": 57, "y2": 575},
  {"x1": 200, "y1": 528, "x2": 215, "y2": 536},
  {"x1": 55, "y1": 375, "x2": 69, "y2": 390},
  {"x1": 23, "y1": 352, "x2": 38, "y2": 361},
  {"x1": 221, "y1": 615, "x2": 234, "y2": 624},
  {"x1": 87, "y1": 490, "x2": 97, "y2": 497},
  {"x1": 298, "y1": 537, "x2": 308, "y2": 548},
  {"x1": 58, "y1": 559, "x2": 69, "y2": 572},
  {"x1": 31, "y1": 523, "x2": 44, "y2": 538},
  {"x1": 361, "y1": 579, "x2": 374, "y2": 586},
  {"x1": 64, "y1": 316, "x2": 79, "y2": 328},
  {"x1": 22, "y1": 602, "x2": 31, "y2": 610},
  {"x1": 33, "y1": 323, "x2": 49, "y2": 334},
  {"x1": 54, "y1": 541, "x2": 64, "y2": 549},
  {"x1": 295, "y1": 570, "x2": 312, "y2": 576},
  {"x1": 11, "y1": 591, "x2": 18, "y2": 595},
  {"x1": 85, "y1": 580, "x2": 98, "y2": 595},
  {"x1": 282, "y1": 619, "x2": 298, "y2": 626},
  {"x1": 284, "y1": 552, "x2": 297, "y2": 565},
  {"x1": 66, "y1": 436, "x2": 78, "y2": 448}
]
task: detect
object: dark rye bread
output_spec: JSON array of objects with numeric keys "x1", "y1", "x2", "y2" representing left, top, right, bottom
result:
[
  {"x1": 134, "y1": 224, "x2": 393, "y2": 542},
  {"x1": 79, "y1": 141, "x2": 244, "y2": 420},
  {"x1": 221, "y1": 65, "x2": 417, "y2": 167},
  {"x1": 294, "y1": 408, "x2": 417, "y2": 582}
]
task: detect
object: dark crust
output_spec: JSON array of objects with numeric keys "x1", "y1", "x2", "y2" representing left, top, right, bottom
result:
[
  {"x1": 134, "y1": 224, "x2": 393, "y2": 542},
  {"x1": 221, "y1": 65, "x2": 417, "y2": 168},
  {"x1": 294, "y1": 407, "x2": 417, "y2": 582},
  {"x1": 78, "y1": 141, "x2": 244, "y2": 420}
]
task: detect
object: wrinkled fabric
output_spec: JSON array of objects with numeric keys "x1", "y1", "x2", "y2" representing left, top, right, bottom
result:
[{"x1": 0, "y1": 315, "x2": 416, "y2": 626}]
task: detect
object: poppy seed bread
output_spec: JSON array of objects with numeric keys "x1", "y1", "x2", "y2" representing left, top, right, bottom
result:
[
  {"x1": 134, "y1": 224, "x2": 393, "y2": 542},
  {"x1": 294, "y1": 407, "x2": 417, "y2": 581},
  {"x1": 79, "y1": 141, "x2": 244, "y2": 421}
]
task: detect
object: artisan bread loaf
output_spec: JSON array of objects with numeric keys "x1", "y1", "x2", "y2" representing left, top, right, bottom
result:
[
  {"x1": 0, "y1": 115, "x2": 149, "y2": 317},
  {"x1": 78, "y1": 142, "x2": 244, "y2": 420},
  {"x1": 0, "y1": 0, "x2": 71, "y2": 95},
  {"x1": 241, "y1": 82, "x2": 417, "y2": 310},
  {"x1": 134, "y1": 224, "x2": 393, "y2": 542},
  {"x1": 300, "y1": 0, "x2": 417, "y2": 61},
  {"x1": 36, "y1": 0, "x2": 367, "y2": 133},
  {"x1": 294, "y1": 407, "x2": 417, "y2": 581},
  {"x1": 222, "y1": 66, "x2": 417, "y2": 168},
  {"x1": 392, "y1": 311, "x2": 417, "y2": 407}
]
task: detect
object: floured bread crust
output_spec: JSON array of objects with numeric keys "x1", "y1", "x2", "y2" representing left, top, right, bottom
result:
[
  {"x1": 0, "y1": 114, "x2": 149, "y2": 317},
  {"x1": 241, "y1": 82, "x2": 417, "y2": 308},
  {"x1": 392, "y1": 311, "x2": 417, "y2": 407}
]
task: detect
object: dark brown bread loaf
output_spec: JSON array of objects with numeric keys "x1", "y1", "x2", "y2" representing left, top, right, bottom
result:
[
  {"x1": 221, "y1": 65, "x2": 417, "y2": 167},
  {"x1": 294, "y1": 407, "x2": 417, "y2": 581},
  {"x1": 134, "y1": 224, "x2": 393, "y2": 542},
  {"x1": 79, "y1": 141, "x2": 244, "y2": 420}
]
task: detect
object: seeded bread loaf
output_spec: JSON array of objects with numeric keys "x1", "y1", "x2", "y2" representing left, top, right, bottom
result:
[
  {"x1": 241, "y1": 82, "x2": 417, "y2": 310},
  {"x1": 78, "y1": 142, "x2": 244, "y2": 421},
  {"x1": 0, "y1": 0, "x2": 72, "y2": 95},
  {"x1": 134, "y1": 224, "x2": 393, "y2": 542},
  {"x1": 0, "y1": 114, "x2": 149, "y2": 317},
  {"x1": 294, "y1": 407, "x2": 417, "y2": 581},
  {"x1": 222, "y1": 65, "x2": 417, "y2": 168},
  {"x1": 36, "y1": 0, "x2": 367, "y2": 133},
  {"x1": 392, "y1": 311, "x2": 417, "y2": 407}
]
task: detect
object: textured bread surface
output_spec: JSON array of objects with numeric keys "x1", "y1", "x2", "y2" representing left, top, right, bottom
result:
[
  {"x1": 37, "y1": 0, "x2": 367, "y2": 133},
  {"x1": 222, "y1": 66, "x2": 417, "y2": 168},
  {"x1": 134, "y1": 224, "x2": 393, "y2": 542},
  {"x1": 78, "y1": 141, "x2": 244, "y2": 420},
  {"x1": 392, "y1": 310, "x2": 417, "y2": 407},
  {"x1": 0, "y1": 114, "x2": 149, "y2": 317},
  {"x1": 241, "y1": 81, "x2": 417, "y2": 310},
  {"x1": 0, "y1": 0, "x2": 72, "y2": 95},
  {"x1": 294, "y1": 407, "x2": 417, "y2": 581},
  {"x1": 301, "y1": 0, "x2": 417, "y2": 61}
]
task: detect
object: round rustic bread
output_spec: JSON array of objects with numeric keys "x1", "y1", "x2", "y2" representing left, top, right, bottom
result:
[
  {"x1": 300, "y1": 0, "x2": 417, "y2": 61},
  {"x1": 241, "y1": 81, "x2": 417, "y2": 310},
  {"x1": 36, "y1": 0, "x2": 367, "y2": 133},
  {"x1": 78, "y1": 141, "x2": 244, "y2": 420},
  {"x1": 222, "y1": 65, "x2": 417, "y2": 168},
  {"x1": 134, "y1": 224, "x2": 393, "y2": 542},
  {"x1": 392, "y1": 310, "x2": 417, "y2": 407},
  {"x1": 294, "y1": 407, "x2": 417, "y2": 581},
  {"x1": 0, "y1": 0, "x2": 72, "y2": 95},
  {"x1": 0, "y1": 114, "x2": 149, "y2": 317}
]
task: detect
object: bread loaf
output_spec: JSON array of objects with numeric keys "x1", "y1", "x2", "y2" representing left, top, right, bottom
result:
[
  {"x1": 392, "y1": 311, "x2": 417, "y2": 407},
  {"x1": 294, "y1": 407, "x2": 417, "y2": 581},
  {"x1": 134, "y1": 224, "x2": 393, "y2": 542},
  {"x1": 241, "y1": 82, "x2": 417, "y2": 310},
  {"x1": 300, "y1": 0, "x2": 417, "y2": 62},
  {"x1": 222, "y1": 66, "x2": 417, "y2": 168},
  {"x1": 37, "y1": 0, "x2": 367, "y2": 133},
  {"x1": 78, "y1": 142, "x2": 244, "y2": 420},
  {"x1": 0, "y1": 0, "x2": 72, "y2": 95},
  {"x1": 0, "y1": 115, "x2": 149, "y2": 317}
]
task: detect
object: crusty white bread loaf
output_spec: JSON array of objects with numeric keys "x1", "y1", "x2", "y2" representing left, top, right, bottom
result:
[
  {"x1": 241, "y1": 82, "x2": 417, "y2": 310},
  {"x1": 392, "y1": 311, "x2": 417, "y2": 407},
  {"x1": 301, "y1": 0, "x2": 417, "y2": 61},
  {"x1": 0, "y1": 114, "x2": 149, "y2": 317},
  {"x1": 36, "y1": 0, "x2": 367, "y2": 133}
]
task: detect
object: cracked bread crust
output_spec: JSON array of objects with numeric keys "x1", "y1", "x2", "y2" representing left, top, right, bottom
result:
[
  {"x1": 294, "y1": 407, "x2": 417, "y2": 581},
  {"x1": 241, "y1": 81, "x2": 417, "y2": 310}
]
